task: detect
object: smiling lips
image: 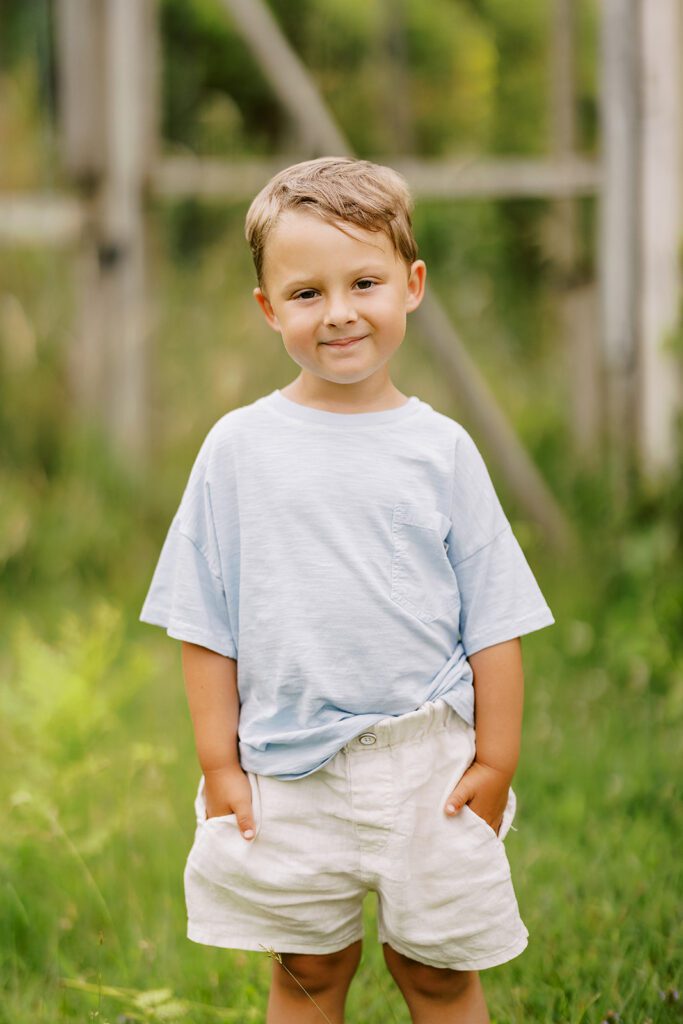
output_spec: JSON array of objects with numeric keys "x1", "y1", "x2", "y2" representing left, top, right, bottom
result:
[{"x1": 323, "y1": 335, "x2": 366, "y2": 347}]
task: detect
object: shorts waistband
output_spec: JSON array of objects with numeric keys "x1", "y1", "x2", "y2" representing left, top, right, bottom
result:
[{"x1": 342, "y1": 698, "x2": 468, "y2": 753}]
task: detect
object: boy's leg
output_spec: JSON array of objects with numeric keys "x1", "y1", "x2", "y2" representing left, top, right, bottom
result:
[
  {"x1": 267, "y1": 939, "x2": 363, "y2": 1024},
  {"x1": 383, "y1": 943, "x2": 490, "y2": 1024}
]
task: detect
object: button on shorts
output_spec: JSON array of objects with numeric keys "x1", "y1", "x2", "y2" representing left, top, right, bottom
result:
[{"x1": 184, "y1": 697, "x2": 529, "y2": 970}]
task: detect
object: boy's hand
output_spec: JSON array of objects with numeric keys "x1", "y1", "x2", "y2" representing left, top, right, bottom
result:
[
  {"x1": 204, "y1": 765, "x2": 256, "y2": 841},
  {"x1": 443, "y1": 759, "x2": 511, "y2": 836}
]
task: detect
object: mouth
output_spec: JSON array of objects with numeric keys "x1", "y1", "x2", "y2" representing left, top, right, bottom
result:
[{"x1": 322, "y1": 335, "x2": 367, "y2": 348}]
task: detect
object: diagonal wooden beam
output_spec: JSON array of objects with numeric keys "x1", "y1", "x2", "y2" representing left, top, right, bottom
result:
[
  {"x1": 219, "y1": 0, "x2": 350, "y2": 157},
  {"x1": 219, "y1": 0, "x2": 575, "y2": 551},
  {"x1": 411, "y1": 290, "x2": 572, "y2": 550}
]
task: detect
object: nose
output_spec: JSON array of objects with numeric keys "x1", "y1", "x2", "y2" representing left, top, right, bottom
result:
[{"x1": 322, "y1": 293, "x2": 358, "y2": 328}]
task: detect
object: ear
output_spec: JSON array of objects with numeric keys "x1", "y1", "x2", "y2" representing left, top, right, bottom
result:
[
  {"x1": 405, "y1": 260, "x2": 427, "y2": 313},
  {"x1": 253, "y1": 287, "x2": 281, "y2": 332}
]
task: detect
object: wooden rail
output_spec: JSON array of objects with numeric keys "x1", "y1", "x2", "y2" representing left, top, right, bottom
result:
[
  {"x1": 152, "y1": 155, "x2": 600, "y2": 202},
  {"x1": 0, "y1": 155, "x2": 600, "y2": 246}
]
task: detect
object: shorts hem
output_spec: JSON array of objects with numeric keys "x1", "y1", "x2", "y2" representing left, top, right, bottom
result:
[
  {"x1": 377, "y1": 928, "x2": 529, "y2": 971},
  {"x1": 187, "y1": 922, "x2": 365, "y2": 956}
]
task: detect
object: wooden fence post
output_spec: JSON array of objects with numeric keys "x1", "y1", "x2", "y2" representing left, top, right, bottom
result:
[
  {"x1": 598, "y1": 0, "x2": 640, "y2": 496},
  {"x1": 637, "y1": 0, "x2": 682, "y2": 479},
  {"x1": 98, "y1": 0, "x2": 154, "y2": 467},
  {"x1": 55, "y1": 0, "x2": 158, "y2": 468},
  {"x1": 550, "y1": 0, "x2": 601, "y2": 464},
  {"x1": 55, "y1": 0, "x2": 107, "y2": 421}
]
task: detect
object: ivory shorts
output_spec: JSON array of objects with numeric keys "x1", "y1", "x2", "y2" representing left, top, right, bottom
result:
[{"x1": 184, "y1": 697, "x2": 529, "y2": 970}]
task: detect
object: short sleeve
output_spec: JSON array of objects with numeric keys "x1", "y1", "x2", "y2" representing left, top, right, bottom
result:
[
  {"x1": 447, "y1": 428, "x2": 555, "y2": 656},
  {"x1": 139, "y1": 433, "x2": 237, "y2": 658}
]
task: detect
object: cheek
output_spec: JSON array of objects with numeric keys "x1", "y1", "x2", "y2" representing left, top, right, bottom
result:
[
  {"x1": 373, "y1": 285, "x2": 407, "y2": 312},
  {"x1": 373, "y1": 293, "x2": 407, "y2": 327},
  {"x1": 280, "y1": 306, "x2": 316, "y2": 332}
]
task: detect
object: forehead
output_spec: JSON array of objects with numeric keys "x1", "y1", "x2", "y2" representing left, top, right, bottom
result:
[{"x1": 263, "y1": 210, "x2": 399, "y2": 281}]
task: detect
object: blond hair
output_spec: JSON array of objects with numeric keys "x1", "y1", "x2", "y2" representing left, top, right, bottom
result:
[{"x1": 245, "y1": 156, "x2": 418, "y2": 289}]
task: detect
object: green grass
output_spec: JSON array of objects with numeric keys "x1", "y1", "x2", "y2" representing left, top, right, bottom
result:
[{"x1": 1, "y1": 522, "x2": 682, "y2": 1023}]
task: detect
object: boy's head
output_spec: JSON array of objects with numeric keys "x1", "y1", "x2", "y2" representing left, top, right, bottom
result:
[
  {"x1": 244, "y1": 157, "x2": 426, "y2": 394},
  {"x1": 245, "y1": 156, "x2": 419, "y2": 290}
]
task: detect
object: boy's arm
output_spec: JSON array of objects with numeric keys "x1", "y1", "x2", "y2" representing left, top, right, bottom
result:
[
  {"x1": 181, "y1": 641, "x2": 256, "y2": 840},
  {"x1": 443, "y1": 637, "x2": 524, "y2": 835}
]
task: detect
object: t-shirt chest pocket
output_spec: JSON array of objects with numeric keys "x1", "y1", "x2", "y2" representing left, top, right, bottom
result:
[{"x1": 390, "y1": 503, "x2": 460, "y2": 624}]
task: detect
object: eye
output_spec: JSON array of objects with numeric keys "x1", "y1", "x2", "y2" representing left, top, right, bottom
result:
[
  {"x1": 355, "y1": 279, "x2": 376, "y2": 290},
  {"x1": 293, "y1": 289, "x2": 318, "y2": 300}
]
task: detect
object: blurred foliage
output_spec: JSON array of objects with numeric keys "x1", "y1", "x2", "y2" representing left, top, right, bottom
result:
[
  {"x1": 159, "y1": 0, "x2": 598, "y2": 159},
  {"x1": 0, "y1": 253, "x2": 151, "y2": 627},
  {"x1": 0, "y1": 0, "x2": 600, "y2": 160},
  {"x1": 0, "y1": 0, "x2": 55, "y2": 117},
  {"x1": 0, "y1": 61, "x2": 57, "y2": 189},
  {"x1": 161, "y1": 0, "x2": 276, "y2": 155}
]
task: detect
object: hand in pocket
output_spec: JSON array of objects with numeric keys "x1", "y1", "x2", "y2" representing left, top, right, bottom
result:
[
  {"x1": 204, "y1": 766, "x2": 256, "y2": 840},
  {"x1": 442, "y1": 758, "x2": 511, "y2": 836}
]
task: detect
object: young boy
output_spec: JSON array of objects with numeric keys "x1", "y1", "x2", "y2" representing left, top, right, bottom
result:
[{"x1": 139, "y1": 156, "x2": 555, "y2": 1024}]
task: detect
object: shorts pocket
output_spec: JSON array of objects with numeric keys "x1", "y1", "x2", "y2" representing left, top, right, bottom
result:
[
  {"x1": 461, "y1": 803, "x2": 501, "y2": 843},
  {"x1": 194, "y1": 771, "x2": 262, "y2": 839},
  {"x1": 390, "y1": 503, "x2": 460, "y2": 624},
  {"x1": 462, "y1": 786, "x2": 516, "y2": 844}
]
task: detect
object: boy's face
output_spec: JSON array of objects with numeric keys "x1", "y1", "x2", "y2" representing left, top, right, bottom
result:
[{"x1": 253, "y1": 210, "x2": 426, "y2": 391}]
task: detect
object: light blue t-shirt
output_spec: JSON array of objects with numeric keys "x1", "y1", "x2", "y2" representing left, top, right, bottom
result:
[{"x1": 139, "y1": 389, "x2": 555, "y2": 780}]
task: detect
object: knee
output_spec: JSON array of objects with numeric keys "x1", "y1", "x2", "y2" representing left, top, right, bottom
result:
[
  {"x1": 277, "y1": 939, "x2": 362, "y2": 995},
  {"x1": 383, "y1": 943, "x2": 474, "y2": 1001}
]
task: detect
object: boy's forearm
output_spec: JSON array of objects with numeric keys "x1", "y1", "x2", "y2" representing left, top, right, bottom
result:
[
  {"x1": 469, "y1": 637, "x2": 524, "y2": 780},
  {"x1": 181, "y1": 641, "x2": 241, "y2": 773}
]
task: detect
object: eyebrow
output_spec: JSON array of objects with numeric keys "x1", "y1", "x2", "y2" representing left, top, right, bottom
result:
[{"x1": 280, "y1": 267, "x2": 387, "y2": 295}]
